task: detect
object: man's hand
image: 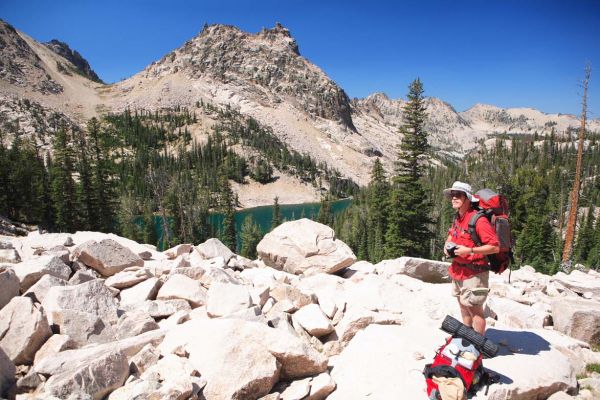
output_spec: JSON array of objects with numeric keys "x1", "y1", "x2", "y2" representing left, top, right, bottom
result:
[{"x1": 454, "y1": 245, "x2": 472, "y2": 257}]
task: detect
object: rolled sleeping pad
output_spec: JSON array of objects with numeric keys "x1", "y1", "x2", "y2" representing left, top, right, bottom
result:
[{"x1": 441, "y1": 315, "x2": 499, "y2": 358}]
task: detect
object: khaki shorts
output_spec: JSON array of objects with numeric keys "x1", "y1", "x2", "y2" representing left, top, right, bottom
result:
[{"x1": 452, "y1": 271, "x2": 490, "y2": 307}]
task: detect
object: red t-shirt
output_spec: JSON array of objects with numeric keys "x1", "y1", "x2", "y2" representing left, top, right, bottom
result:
[{"x1": 448, "y1": 208, "x2": 499, "y2": 280}]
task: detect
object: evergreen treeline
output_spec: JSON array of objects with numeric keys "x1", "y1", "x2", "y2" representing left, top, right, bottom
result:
[
  {"x1": 0, "y1": 103, "x2": 356, "y2": 253},
  {"x1": 335, "y1": 123, "x2": 600, "y2": 272}
]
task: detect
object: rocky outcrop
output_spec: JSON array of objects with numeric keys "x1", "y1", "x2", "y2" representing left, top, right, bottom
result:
[
  {"x1": 0, "y1": 19, "x2": 63, "y2": 94},
  {"x1": 73, "y1": 238, "x2": 144, "y2": 277},
  {"x1": 143, "y1": 23, "x2": 356, "y2": 132},
  {"x1": 375, "y1": 256, "x2": 451, "y2": 283},
  {"x1": 0, "y1": 296, "x2": 52, "y2": 364},
  {"x1": 42, "y1": 279, "x2": 120, "y2": 325},
  {"x1": 257, "y1": 219, "x2": 356, "y2": 275},
  {"x1": 552, "y1": 297, "x2": 600, "y2": 347},
  {"x1": 43, "y1": 39, "x2": 103, "y2": 83},
  {"x1": 0, "y1": 266, "x2": 20, "y2": 309},
  {"x1": 0, "y1": 347, "x2": 15, "y2": 398}
]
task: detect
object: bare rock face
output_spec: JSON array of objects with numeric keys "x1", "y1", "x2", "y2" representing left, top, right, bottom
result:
[
  {"x1": 13, "y1": 255, "x2": 71, "y2": 291},
  {"x1": 115, "y1": 309, "x2": 160, "y2": 340},
  {"x1": 293, "y1": 304, "x2": 334, "y2": 337},
  {"x1": 257, "y1": 219, "x2": 356, "y2": 275},
  {"x1": 143, "y1": 23, "x2": 355, "y2": 132},
  {"x1": 73, "y1": 239, "x2": 144, "y2": 277},
  {"x1": 164, "y1": 243, "x2": 193, "y2": 260},
  {"x1": 552, "y1": 297, "x2": 600, "y2": 346},
  {"x1": 119, "y1": 277, "x2": 161, "y2": 306},
  {"x1": 105, "y1": 269, "x2": 152, "y2": 289},
  {"x1": 159, "y1": 318, "x2": 327, "y2": 380},
  {"x1": 42, "y1": 279, "x2": 120, "y2": 325},
  {"x1": 41, "y1": 349, "x2": 129, "y2": 400},
  {"x1": 0, "y1": 296, "x2": 52, "y2": 365},
  {"x1": 50, "y1": 309, "x2": 116, "y2": 348},
  {"x1": 375, "y1": 256, "x2": 451, "y2": 283},
  {"x1": 33, "y1": 334, "x2": 75, "y2": 365},
  {"x1": 0, "y1": 20, "x2": 63, "y2": 94},
  {"x1": 121, "y1": 299, "x2": 191, "y2": 319},
  {"x1": 552, "y1": 270, "x2": 600, "y2": 298},
  {"x1": 43, "y1": 39, "x2": 103, "y2": 83},
  {"x1": 196, "y1": 238, "x2": 235, "y2": 263},
  {"x1": 0, "y1": 266, "x2": 20, "y2": 309},
  {"x1": 487, "y1": 296, "x2": 550, "y2": 329},
  {"x1": 23, "y1": 274, "x2": 67, "y2": 303},
  {"x1": 0, "y1": 248, "x2": 20, "y2": 263},
  {"x1": 0, "y1": 347, "x2": 16, "y2": 398},
  {"x1": 206, "y1": 282, "x2": 253, "y2": 317},
  {"x1": 157, "y1": 274, "x2": 208, "y2": 308}
]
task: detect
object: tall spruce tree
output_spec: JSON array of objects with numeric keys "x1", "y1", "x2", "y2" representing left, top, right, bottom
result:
[
  {"x1": 271, "y1": 196, "x2": 282, "y2": 230},
  {"x1": 240, "y1": 214, "x2": 262, "y2": 259},
  {"x1": 219, "y1": 173, "x2": 237, "y2": 251},
  {"x1": 317, "y1": 194, "x2": 334, "y2": 226},
  {"x1": 50, "y1": 127, "x2": 79, "y2": 232},
  {"x1": 385, "y1": 78, "x2": 432, "y2": 259},
  {"x1": 367, "y1": 158, "x2": 389, "y2": 262}
]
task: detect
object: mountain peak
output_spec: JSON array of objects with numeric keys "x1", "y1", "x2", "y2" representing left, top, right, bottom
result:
[{"x1": 43, "y1": 39, "x2": 103, "y2": 83}]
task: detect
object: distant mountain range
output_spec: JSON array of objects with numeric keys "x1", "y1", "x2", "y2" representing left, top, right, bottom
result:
[{"x1": 1, "y1": 19, "x2": 598, "y2": 186}]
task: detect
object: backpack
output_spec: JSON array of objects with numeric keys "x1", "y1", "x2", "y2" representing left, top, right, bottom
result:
[
  {"x1": 469, "y1": 189, "x2": 514, "y2": 275},
  {"x1": 423, "y1": 337, "x2": 485, "y2": 399}
]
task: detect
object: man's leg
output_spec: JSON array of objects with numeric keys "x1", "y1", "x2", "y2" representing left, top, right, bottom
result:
[
  {"x1": 469, "y1": 304, "x2": 486, "y2": 335},
  {"x1": 458, "y1": 299, "x2": 473, "y2": 327}
]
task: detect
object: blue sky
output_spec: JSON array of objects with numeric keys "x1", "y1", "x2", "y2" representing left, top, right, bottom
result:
[{"x1": 1, "y1": 0, "x2": 599, "y2": 116}]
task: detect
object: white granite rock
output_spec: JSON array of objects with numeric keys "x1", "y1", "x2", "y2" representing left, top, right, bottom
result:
[
  {"x1": 73, "y1": 238, "x2": 144, "y2": 277},
  {"x1": 13, "y1": 255, "x2": 71, "y2": 291},
  {"x1": 42, "y1": 279, "x2": 119, "y2": 325},
  {"x1": 0, "y1": 296, "x2": 52, "y2": 364},
  {"x1": 293, "y1": 304, "x2": 334, "y2": 337},
  {"x1": 157, "y1": 273, "x2": 207, "y2": 307},
  {"x1": 196, "y1": 238, "x2": 235, "y2": 263},
  {"x1": 119, "y1": 277, "x2": 161, "y2": 306},
  {"x1": 206, "y1": 281, "x2": 253, "y2": 317},
  {"x1": 0, "y1": 266, "x2": 20, "y2": 310},
  {"x1": 375, "y1": 256, "x2": 451, "y2": 283},
  {"x1": 115, "y1": 309, "x2": 160, "y2": 339},
  {"x1": 257, "y1": 219, "x2": 356, "y2": 275}
]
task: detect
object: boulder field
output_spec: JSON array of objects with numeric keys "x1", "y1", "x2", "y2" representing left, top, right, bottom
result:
[{"x1": 0, "y1": 218, "x2": 599, "y2": 400}]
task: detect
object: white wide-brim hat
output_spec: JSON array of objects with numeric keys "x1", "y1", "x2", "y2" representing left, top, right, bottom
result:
[{"x1": 443, "y1": 181, "x2": 478, "y2": 202}]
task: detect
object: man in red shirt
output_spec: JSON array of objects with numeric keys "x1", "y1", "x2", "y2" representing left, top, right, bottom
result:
[{"x1": 444, "y1": 181, "x2": 499, "y2": 335}]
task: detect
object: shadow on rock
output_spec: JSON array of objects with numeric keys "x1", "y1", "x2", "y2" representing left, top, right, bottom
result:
[{"x1": 485, "y1": 328, "x2": 550, "y2": 357}]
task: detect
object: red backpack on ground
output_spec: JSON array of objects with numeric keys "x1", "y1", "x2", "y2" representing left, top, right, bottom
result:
[
  {"x1": 424, "y1": 316, "x2": 500, "y2": 399},
  {"x1": 424, "y1": 336, "x2": 484, "y2": 399},
  {"x1": 469, "y1": 189, "x2": 514, "y2": 275}
]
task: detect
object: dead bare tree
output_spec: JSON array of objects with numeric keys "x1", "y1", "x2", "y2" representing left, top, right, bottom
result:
[{"x1": 562, "y1": 65, "x2": 591, "y2": 269}]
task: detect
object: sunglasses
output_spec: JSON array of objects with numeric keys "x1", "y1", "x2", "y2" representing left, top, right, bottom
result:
[{"x1": 450, "y1": 191, "x2": 465, "y2": 198}]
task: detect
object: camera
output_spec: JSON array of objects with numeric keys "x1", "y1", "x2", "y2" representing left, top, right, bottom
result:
[{"x1": 445, "y1": 242, "x2": 458, "y2": 258}]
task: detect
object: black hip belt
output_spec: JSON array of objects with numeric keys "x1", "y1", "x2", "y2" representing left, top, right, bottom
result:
[{"x1": 455, "y1": 262, "x2": 489, "y2": 272}]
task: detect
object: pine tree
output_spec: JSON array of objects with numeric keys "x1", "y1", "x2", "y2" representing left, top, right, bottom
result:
[
  {"x1": 50, "y1": 127, "x2": 79, "y2": 232},
  {"x1": 367, "y1": 158, "x2": 389, "y2": 262},
  {"x1": 385, "y1": 78, "x2": 432, "y2": 259},
  {"x1": 317, "y1": 195, "x2": 333, "y2": 226},
  {"x1": 88, "y1": 119, "x2": 116, "y2": 232},
  {"x1": 271, "y1": 196, "x2": 282, "y2": 230},
  {"x1": 575, "y1": 205, "x2": 595, "y2": 264},
  {"x1": 240, "y1": 215, "x2": 262, "y2": 259},
  {"x1": 219, "y1": 174, "x2": 237, "y2": 251}
]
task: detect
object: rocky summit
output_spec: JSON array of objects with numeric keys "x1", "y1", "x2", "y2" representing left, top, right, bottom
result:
[{"x1": 0, "y1": 219, "x2": 599, "y2": 399}]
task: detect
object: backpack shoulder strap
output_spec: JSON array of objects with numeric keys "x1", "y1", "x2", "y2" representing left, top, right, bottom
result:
[{"x1": 468, "y1": 210, "x2": 486, "y2": 246}]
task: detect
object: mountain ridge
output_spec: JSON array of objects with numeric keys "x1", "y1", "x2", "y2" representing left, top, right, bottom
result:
[{"x1": 1, "y1": 19, "x2": 599, "y2": 187}]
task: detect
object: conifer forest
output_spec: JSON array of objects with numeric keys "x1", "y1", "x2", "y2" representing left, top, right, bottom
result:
[{"x1": 1, "y1": 82, "x2": 600, "y2": 273}]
